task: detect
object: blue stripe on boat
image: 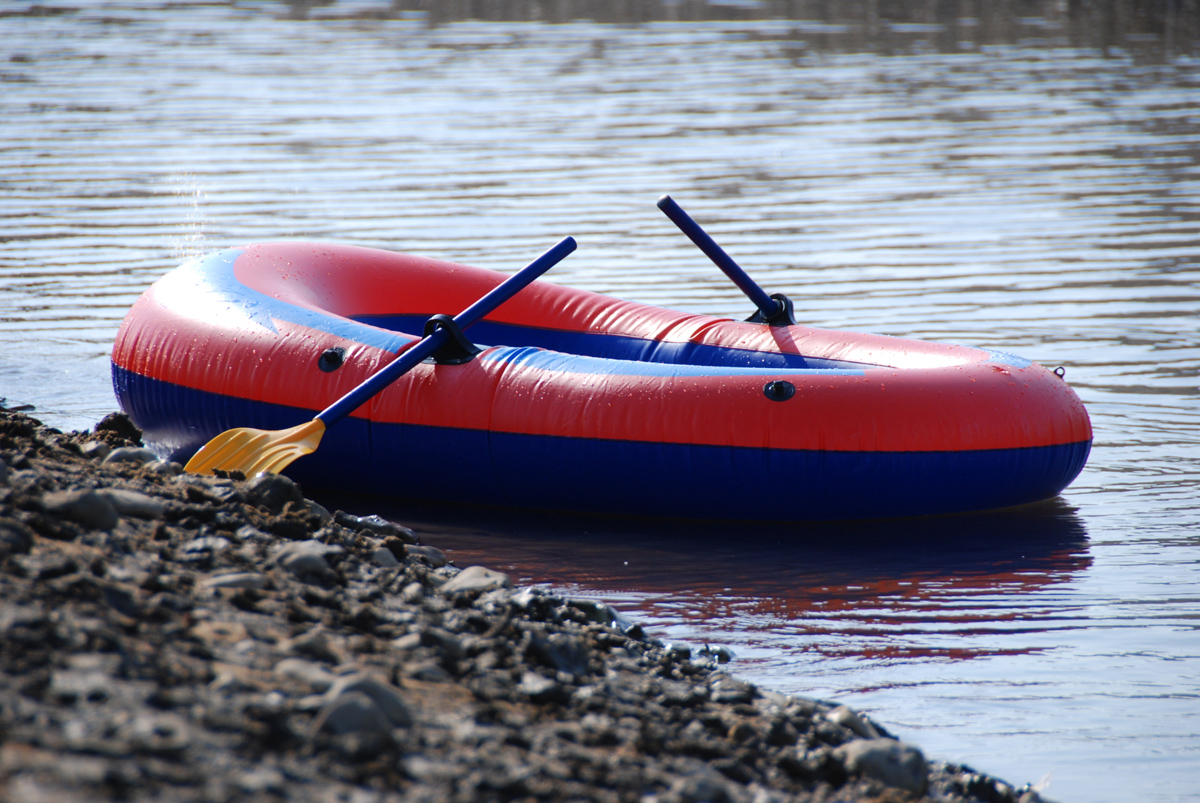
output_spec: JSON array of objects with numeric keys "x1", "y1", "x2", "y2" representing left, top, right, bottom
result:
[
  {"x1": 356, "y1": 314, "x2": 868, "y2": 371},
  {"x1": 480, "y1": 346, "x2": 866, "y2": 378},
  {"x1": 113, "y1": 366, "x2": 1090, "y2": 522}
]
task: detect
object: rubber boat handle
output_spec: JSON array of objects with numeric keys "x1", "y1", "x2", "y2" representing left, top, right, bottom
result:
[
  {"x1": 656, "y1": 194, "x2": 795, "y2": 326},
  {"x1": 315, "y1": 236, "x2": 577, "y2": 427}
]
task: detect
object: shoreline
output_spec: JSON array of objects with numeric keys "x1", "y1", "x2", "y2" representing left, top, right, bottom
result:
[{"x1": 0, "y1": 409, "x2": 1052, "y2": 803}]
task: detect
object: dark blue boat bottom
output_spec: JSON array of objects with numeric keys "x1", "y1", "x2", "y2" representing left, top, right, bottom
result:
[{"x1": 114, "y1": 367, "x2": 1091, "y2": 522}]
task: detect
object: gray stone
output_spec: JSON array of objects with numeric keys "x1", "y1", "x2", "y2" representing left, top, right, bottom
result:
[
  {"x1": 664, "y1": 642, "x2": 692, "y2": 661},
  {"x1": 710, "y1": 673, "x2": 756, "y2": 704},
  {"x1": 834, "y1": 738, "x2": 928, "y2": 794},
  {"x1": 128, "y1": 712, "x2": 190, "y2": 756},
  {"x1": 80, "y1": 440, "x2": 112, "y2": 460},
  {"x1": 370, "y1": 546, "x2": 400, "y2": 568},
  {"x1": 310, "y1": 691, "x2": 392, "y2": 737},
  {"x1": 274, "y1": 658, "x2": 338, "y2": 691},
  {"x1": 182, "y1": 536, "x2": 231, "y2": 560},
  {"x1": 98, "y1": 488, "x2": 165, "y2": 519},
  {"x1": 14, "y1": 552, "x2": 77, "y2": 580},
  {"x1": 827, "y1": 705, "x2": 881, "y2": 739},
  {"x1": 307, "y1": 499, "x2": 334, "y2": 525},
  {"x1": 0, "y1": 517, "x2": 34, "y2": 556},
  {"x1": 235, "y1": 524, "x2": 270, "y2": 542},
  {"x1": 245, "y1": 473, "x2": 305, "y2": 514},
  {"x1": 664, "y1": 771, "x2": 736, "y2": 803},
  {"x1": 235, "y1": 767, "x2": 285, "y2": 795},
  {"x1": 441, "y1": 565, "x2": 510, "y2": 595},
  {"x1": 698, "y1": 644, "x2": 737, "y2": 664},
  {"x1": 41, "y1": 489, "x2": 119, "y2": 531},
  {"x1": 274, "y1": 539, "x2": 343, "y2": 577},
  {"x1": 406, "y1": 545, "x2": 447, "y2": 568},
  {"x1": 101, "y1": 446, "x2": 159, "y2": 467},
  {"x1": 279, "y1": 550, "x2": 329, "y2": 576},
  {"x1": 405, "y1": 660, "x2": 452, "y2": 683},
  {"x1": 566, "y1": 598, "x2": 618, "y2": 625},
  {"x1": 284, "y1": 630, "x2": 342, "y2": 664},
  {"x1": 333, "y1": 511, "x2": 416, "y2": 543},
  {"x1": 326, "y1": 674, "x2": 412, "y2": 727},
  {"x1": 382, "y1": 536, "x2": 408, "y2": 561},
  {"x1": 201, "y1": 572, "x2": 268, "y2": 590},
  {"x1": 524, "y1": 630, "x2": 589, "y2": 677},
  {"x1": 0, "y1": 457, "x2": 10, "y2": 485},
  {"x1": 518, "y1": 671, "x2": 564, "y2": 704},
  {"x1": 49, "y1": 668, "x2": 113, "y2": 704},
  {"x1": 420, "y1": 627, "x2": 465, "y2": 661},
  {"x1": 392, "y1": 632, "x2": 421, "y2": 651},
  {"x1": 191, "y1": 619, "x2": 249, "y2": 645}
]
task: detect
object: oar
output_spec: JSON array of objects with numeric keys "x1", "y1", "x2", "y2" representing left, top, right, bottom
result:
[
  {"x1": 656, "y1": 194, "x2": 795, "y2": 326},
  {"x1": 185, "y1": 236, "x2": 577, "y2": 477}
]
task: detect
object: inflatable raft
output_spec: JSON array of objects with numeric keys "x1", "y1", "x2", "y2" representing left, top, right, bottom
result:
[{"x1": 112, "y1": 242, "x2": 1091, "y2": 521}]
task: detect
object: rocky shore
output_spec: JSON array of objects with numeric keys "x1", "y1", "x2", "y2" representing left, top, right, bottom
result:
[{"x1": 0, "y1": 409, "x2": 1052, "y2": 803}]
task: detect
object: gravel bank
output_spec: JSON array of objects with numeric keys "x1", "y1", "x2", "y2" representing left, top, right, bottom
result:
[{"x1": 0, "y1": 409, "x2": 1053, "y2": 803}]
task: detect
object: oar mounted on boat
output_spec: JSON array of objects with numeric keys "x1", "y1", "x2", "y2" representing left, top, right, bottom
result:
[
  {"x1": 183, "y1": 236, "x2": 578, "y2": 477},
  {"x1": 657, "y1": 194, "x2": 797, "y2": 326}
]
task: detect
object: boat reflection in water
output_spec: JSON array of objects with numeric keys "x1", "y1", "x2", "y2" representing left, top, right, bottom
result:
[{"x1": 321, "y1": 492, "x2": 1091, "y2": 665}]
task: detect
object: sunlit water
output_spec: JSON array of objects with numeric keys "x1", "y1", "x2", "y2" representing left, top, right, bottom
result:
[{"x1": 2, "y1": 2, "x2": 1199, "y2": 800}]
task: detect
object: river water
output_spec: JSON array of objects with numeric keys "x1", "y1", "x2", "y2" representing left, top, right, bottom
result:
[{"x1": 2, "y1": 1, "x2": 1199, "y2": 800}]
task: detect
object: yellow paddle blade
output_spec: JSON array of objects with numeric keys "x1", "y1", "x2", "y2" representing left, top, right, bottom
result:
[{"x1": 184, "y1": 419, "x2": 327, "y2": 477}]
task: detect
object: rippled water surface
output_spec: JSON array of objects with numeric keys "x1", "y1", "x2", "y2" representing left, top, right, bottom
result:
[{"x1": 3, "y1": 2, "x2": 1199, "y2": 800}]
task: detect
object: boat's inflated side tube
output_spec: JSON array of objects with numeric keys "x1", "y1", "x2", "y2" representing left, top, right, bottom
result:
[{"x1": 112, "y1": 243, "x2": 1092, "y2": 521}]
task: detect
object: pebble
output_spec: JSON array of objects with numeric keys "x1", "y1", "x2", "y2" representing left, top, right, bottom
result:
[
  {"x1": 370, "y1": 546, "x2": 400, "y2": 568},
  {"x1": 40, "y1": 489, "x2": 119, "y2": 531},
  {"x1": 404, "y1": 544, "x2": 447, "y2": 568},
  {"x1": 182, "y1": 535, "x2": 231, "y2": 560},
  {"x1": 98, "y1": 488, "x2": 165, "y2": 519},
  {"x1": 697, "y1": 644, "x2": 737, "y2": 664},
  {"x1": 333, "y1": 510, "x2": 417, "y2": 543},
  {"x1": 128, "y1": 711, "x2": 190, "y2": 756},
  {"x1": 307, "y1": 499, "x2": 334, "y2": 525},
  {"x1": 49, "y1": 667, "x2": 113, "y2": 704},
  {"x1": 244, "y1": 473, "x2": 305, "y2": 514},
  {"x1": 80, "y1": 440, "x2": 111, "y2": 461},
  {"x1": 101, "y1": 446, "x2": 159, "y2": 467},
  {"x1": 273, "y1": 658, "x2": 338, "y2": 691},
  {"x1": 827, "y1": 705, "x2": 882, "y2": 739},
  {"x1": 440, "y1": 565, "x2": 510, "y2": 595},
  {"x1": 283, "y1": 630, "x2": 341, "y2": 664},
  {"x1": 191, "y1": 620, "x2": 249, "y2": 645},
  {"x1": 147, "y1": 460, "x2": 183, "y2": 476},
  {"x1": 518, "y1": 671, "x2": 563, "y2": 704},
  {"x1": 310, "y1": 691, "x2": 393, "y2": 738},
  {"x1": 709, "y1": 673, "x2": 757, "y2": 704},
  {"x1": 200, "y1": 572, "x2": 268, "y2": 590},
  {"x1": 661, "y1": 771, "x2": 736, "y2": 803},
  {"x1": 834, "y1": 738, "x2": 929, "y2": 794},
  {"x1": 0, "y1": 518, "x2": 34, "y2": 557},
  {"x1": 0, "y1": 409, "x2": 1039, "y2": 803},
  {"x1": 235, "y1": 767, "x2": 285, "y2": 795},
  {"x1": 273, "y1": 539, "x2": 343, "y2": 577},
  {"x1": 324, "y1": 674, "x2": 412, "y2": 728}
]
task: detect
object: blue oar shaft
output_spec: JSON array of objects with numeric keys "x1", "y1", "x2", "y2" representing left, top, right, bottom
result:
[
  {"x1": 656, "y1": 194, "x2": 780, "y2": 321},
  {"x1": 316, "y1": 236, "x2": 577, "y2": 427}
]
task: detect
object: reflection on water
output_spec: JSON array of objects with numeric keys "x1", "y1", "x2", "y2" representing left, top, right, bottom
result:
[
  {"x1": 3, "y1": 0, "x2": 1199, "y2": 800},
  {"x1": 365, "y1": 0, "x2": 1199, "y2": 57},
  {"x1": 321, "y1": 492, "x2": 1091, "y2": 664}
]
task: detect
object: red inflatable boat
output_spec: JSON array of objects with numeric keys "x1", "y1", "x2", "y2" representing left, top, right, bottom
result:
[{"x1": 112, "y1": 242, "x2": 1091, "y2": 520}]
